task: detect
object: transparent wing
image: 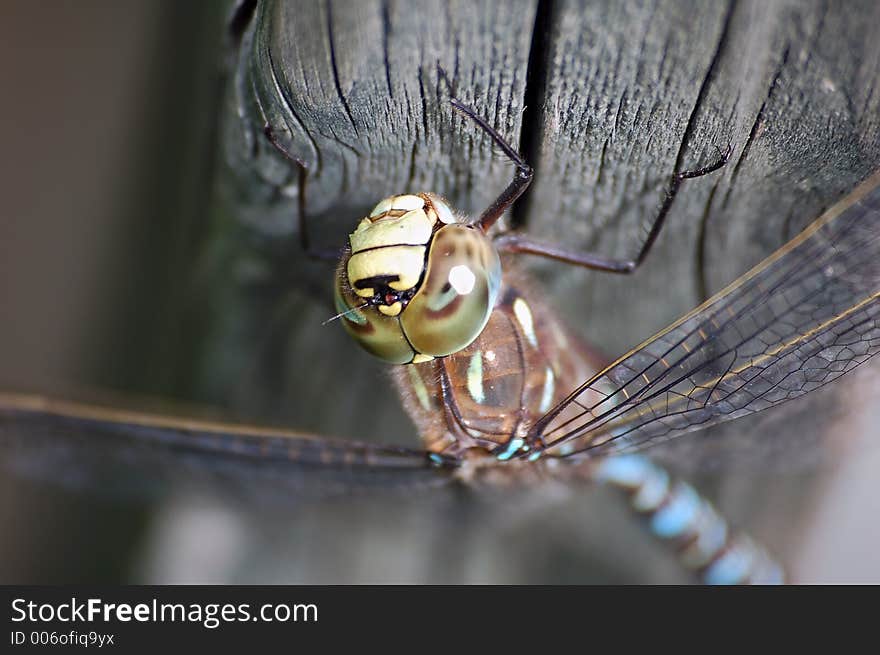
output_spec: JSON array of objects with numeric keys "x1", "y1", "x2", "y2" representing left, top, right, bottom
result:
[
  {"x1": 531, "y1": 171, "x2": 880, "y2": 459},
  {"x1": 0, "y1": 393, "x2": 456, "y2": 501}
]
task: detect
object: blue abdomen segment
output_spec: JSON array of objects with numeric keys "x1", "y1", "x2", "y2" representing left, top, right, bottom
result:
[{"x1": 594, "y1": 455, "x2": 784, "y2": 584}]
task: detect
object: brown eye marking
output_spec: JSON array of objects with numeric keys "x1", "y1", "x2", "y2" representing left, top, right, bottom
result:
[{"x1": 419, "y1": 293, "x2": 464, "y2": 321}]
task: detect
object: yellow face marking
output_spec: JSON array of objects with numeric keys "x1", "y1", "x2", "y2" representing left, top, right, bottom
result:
[
  {"x1": 378, "y1": 301, "x2": 402, "y2": 316},
  {"x1": 349, "y1": 208, "x2": 432, "y2": 253},
  {"x1": 512, "y1": 297, "x2": 538, "y2": 348},
  {"x1": 411, "y1": 353, "x2": 434, "y2": 364},
  {"x1": 467, "y1": 350, "x2": 484, "y2": 404},
  {"x1": 347, "y1": 245, "x2": 426, "y2": 297},
  {"x1": 369, "y1": 194, "x2": 425, "y2": 218},
  {"x1": 389, "y1": 194, "x2": 425, "y2": 211}
]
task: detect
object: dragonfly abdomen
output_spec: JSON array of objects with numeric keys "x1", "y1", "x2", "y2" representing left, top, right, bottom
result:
[{"x1": 593, "y1": 455, "x2": 785, "y2": 584}]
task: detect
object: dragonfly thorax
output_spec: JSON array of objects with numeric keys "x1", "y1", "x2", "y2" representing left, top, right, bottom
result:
[{"x1": 334, "y1": 193, "x2": 502, "y2": 365}]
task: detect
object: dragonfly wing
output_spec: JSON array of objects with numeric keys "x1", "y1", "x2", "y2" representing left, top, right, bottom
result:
[
  {"x1": 0, "y1": 393, "x2": 456, "y2": 501},
  {"x1": 533, "y1": 170, "x2": 880, "y2": 459}
]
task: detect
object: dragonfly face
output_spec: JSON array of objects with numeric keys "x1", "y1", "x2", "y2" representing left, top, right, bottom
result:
[{"x1": 334, "y1": 193, "x2": 501, "y2": 364}]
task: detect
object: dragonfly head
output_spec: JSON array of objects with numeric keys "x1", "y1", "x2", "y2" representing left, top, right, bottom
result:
[{"x1": 334, "y1": 193, "x2": 502, "y2": 364}]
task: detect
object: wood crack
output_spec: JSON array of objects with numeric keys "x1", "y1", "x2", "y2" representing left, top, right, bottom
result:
[
  {"x1": 723, "y1": 44, "x2": 791, "y2": 210},
  {"x1": 512, "y1": 0, "x2": 553, "y2": 229},
  {"x1": 381, "y1": 0, "x2": 394, "y2": 100},
  {"x1": 672, "y1": 0, "x2": 735, "y2": 174},
  {"x1": 265, "y1": 43, "x2": 320, "y2": 174},
  {"x1": 325, "y1": 0, "x2": 358, "y2": 134}
]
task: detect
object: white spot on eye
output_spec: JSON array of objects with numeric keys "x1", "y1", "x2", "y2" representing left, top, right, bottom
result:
[
  {"x1": 467, "y1": 351, "x2": 484, "y2": 403},
  {"x1": 513, "y1": 298, "x2": 537, "y2": 348},
  {"x1": 448, "y1": 265, "x2": 476, "y2": 295},
  {"x1": 485, "y1": 350, "x2": 496, "y2": 362},
  {"x1": 539, "y1": 366, "x2": 555, "y2": 413}
]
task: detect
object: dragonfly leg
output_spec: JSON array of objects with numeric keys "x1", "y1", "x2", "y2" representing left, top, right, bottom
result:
[
  {"x1": 493, "y1": 144, "x2": 733, "y2": 273},
  {"x1": 437, "y1": 66, "x2": 534, "y2": 233},
  {"x1": 263, "y1": 124, "x2": 340, "y2": 262},
  {"x1": 591, "y1": 455, "x2": 785, "y2": 584}
]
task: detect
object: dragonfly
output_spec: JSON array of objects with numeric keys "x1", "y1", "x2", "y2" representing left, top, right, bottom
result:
[{"x1": 2, "y1": 72, "x2": 879, "y2": 583}]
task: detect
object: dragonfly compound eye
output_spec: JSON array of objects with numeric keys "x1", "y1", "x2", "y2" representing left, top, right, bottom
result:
[{"x1": 334, "y1": 193, "x2": 502, "y2": 364}]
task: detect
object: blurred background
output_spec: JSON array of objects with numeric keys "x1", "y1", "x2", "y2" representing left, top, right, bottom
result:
[
  {"x1": 0, "y1": 0, "x2": 230, "y2": 581},
  {"x1": 0, "y1": 1, "x2": 223, "y2": 399},
  {"x1": 0, "y1": 1, "x2": 878, "y2": 583}
]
